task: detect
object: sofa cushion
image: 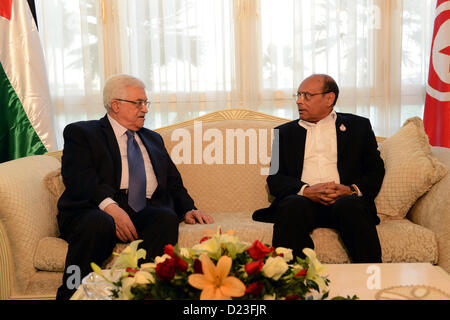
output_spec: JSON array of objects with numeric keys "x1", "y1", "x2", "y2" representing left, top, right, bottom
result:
[
  {"x1": 34, "y1": 237, "x2": 68, "y2": 272},
  {"x1": 178, "y1": 214, "x2": 438, "y2": 265},
  {"x1": 375, "y1": 117, "x2": 448, "y2": 220},
  {"x1": 312, "y1": 219, "x2": 438, "y2": 264},
  {"x1": 375, "y1": 219, "x2": 438, "y2": 263},
  {"x1": 33, "y1": 214, "x2": 438, "y2": 272},
  {"x1": 34, "y1": 237, "x2": 128, "y2": 272}
]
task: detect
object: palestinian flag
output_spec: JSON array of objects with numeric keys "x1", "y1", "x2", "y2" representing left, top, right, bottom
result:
[{"x1": 0, "y1": 0, "x2": 56, "y2": 163}]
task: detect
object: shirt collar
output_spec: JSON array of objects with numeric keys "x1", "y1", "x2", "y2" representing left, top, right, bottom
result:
[
  {"x1": 107, "y1": 113, "x2": 128, "y2": 138},
  {"x1": 298, "y1": 110, "x2": 337, "y2": 129}
]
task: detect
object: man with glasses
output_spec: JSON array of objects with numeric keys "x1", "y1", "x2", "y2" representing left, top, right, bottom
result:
[
  {"x1": 253, "y1": 74, "x2": 385, "y2": 264},
  {"x1": 56, "y1": 74, "x2": 213, "y2": 300}
]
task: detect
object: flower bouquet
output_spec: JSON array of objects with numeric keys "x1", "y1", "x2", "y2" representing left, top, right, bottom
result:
[{"x1": 91, "y1": 227, "x2": 357, "y2": 300}]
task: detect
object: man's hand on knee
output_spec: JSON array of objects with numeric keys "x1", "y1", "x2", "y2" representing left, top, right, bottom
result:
[
  {"x1": 330, "y1": 183, "x2": 354, "y2": 197},
  {"x1": 184, "y1": 210, "x2": 214, "y2": 225},
  {"x1": 104, "y1": 203, "x2": 138, "y2": 242},
  {"x1": 324, "y1": 183, "x2": 355, "y2": 203},
  {"x1": 303, "y1": 182, "x2": 337, "y2": 205}
]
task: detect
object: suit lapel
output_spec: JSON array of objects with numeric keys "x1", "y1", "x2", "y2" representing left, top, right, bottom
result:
[
  {"x1": 137, "y1": 131, "x2": 162, "y2": 185},
  {"x1": 293, "y1": 123, "x2": 307, "y2": 177},
  {"x1": 335, "y1": 113, "x2": 348, "y2": 161},
  {"x1": 100, "y1": 115, "x2": 122, "y2": 188}
]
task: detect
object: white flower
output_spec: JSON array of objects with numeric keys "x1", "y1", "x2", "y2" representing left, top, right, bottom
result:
[
  {"x1": 115, "y1": 270, "x2": 154, "y2": 300},
  {"x1": 192, "y1": 237, "x2": 222, "y2": 260},
  {"x1": 179, "y1": 247, "x2": 192, "y2": 259},
  {"x1": 140, "y1": 262, "x2": 156, "y2": 271},
  {"x1": 261, "y1": 256, "x2": 289, "y2": 280},
  {"x1": 275, "y1": 247, "x2": 293, "y2": 262},
  {"x1": 221, "y1": 235, "x2": 250, "y2": 259},
  {"x1": 111, "y1": 240, "x2": 146, "y2": 272},
  {"x1": 302, "y1": 248, "x2": 327, "y2": 291},
  {"x1": 302, "y1": 248, "x2": 326, "y2": 275},
  {"x1": 116, "y1": 277, "x2": 136, "y2": 300},
  {"x1": 155, "y1": 253, "x2": 172, "y2": 264},
  {"x1": 191, "y1": 226, "x2": 250, "y2": 260},
  {"x1": 134, "y1": 270, "x2": 154, "y2": 284},
  {"x1": 139, "y1": 254, "x2": 172, "y2": 272}
]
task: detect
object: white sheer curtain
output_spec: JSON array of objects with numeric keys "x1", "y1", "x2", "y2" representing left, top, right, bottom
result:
[
  {"x1": 112, "y1": 0, "x2": 239, "y2": 127},
  {"x1": 259, "y1": 0, "x2": 435, "y2": 136},
  {"x1": 36, "y1": 0, "x2": 105, "y2": 147},
  {"x1": 36, "y1": 0, "x2": 435, "y2": 148}
]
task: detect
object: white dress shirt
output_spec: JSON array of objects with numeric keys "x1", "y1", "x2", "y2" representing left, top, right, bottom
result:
[
  {"x1": 98, "y1": 115, "x2": 158, "y2": 210},
  {"x1": 297, "y1": 110, "x2": 362, "y2": 196},
  {"x1": 297, "y1": 111, "x2": 340, "y2": 196}
]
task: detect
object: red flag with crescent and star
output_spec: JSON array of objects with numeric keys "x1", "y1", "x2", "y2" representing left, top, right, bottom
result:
[
  {"x1": 0, "y1": 0, "x2": 12, "y2": 20},
  {"x1": 423, "y1": 0, "x2": 450, "y2": 148}
]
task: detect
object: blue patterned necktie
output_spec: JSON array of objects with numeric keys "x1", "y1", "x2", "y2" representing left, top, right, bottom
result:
[{"x1": 126, "y1": 130, "x2": 147, "y2": 212}]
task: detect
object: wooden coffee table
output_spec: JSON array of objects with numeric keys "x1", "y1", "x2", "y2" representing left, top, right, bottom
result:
[{"x1": 324, "y1": 263, "x2": 450, "y2": 300}]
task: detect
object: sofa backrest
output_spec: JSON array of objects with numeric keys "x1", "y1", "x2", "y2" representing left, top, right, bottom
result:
[{"x1": 156, "y1": 109, "x2": 289, "y2": 214}]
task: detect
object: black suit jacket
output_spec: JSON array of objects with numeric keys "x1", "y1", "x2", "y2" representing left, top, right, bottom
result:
[
  {"x1": 253, "y1": 112, "x2": 385, "y2": 224},
  {"x1": 57, "y1": 115, "x2": 195, "y2": 221}
]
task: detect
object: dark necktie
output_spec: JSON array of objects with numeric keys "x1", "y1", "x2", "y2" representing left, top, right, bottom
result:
[{"x1": 126, "y1": 130, "x2": 147, "y2": 212}]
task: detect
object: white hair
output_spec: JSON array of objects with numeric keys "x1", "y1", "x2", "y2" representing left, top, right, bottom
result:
[{"x1": 103, "y1": 74, "x2": 146, "y2": 111}]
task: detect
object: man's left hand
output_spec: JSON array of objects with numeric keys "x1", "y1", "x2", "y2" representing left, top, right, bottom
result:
[
  {"x1": 184, "y1": 210, "x2": 214, "y2": 224},
  {"x1": 323, "y1": 183, "x2": 354, "y2": 204}
]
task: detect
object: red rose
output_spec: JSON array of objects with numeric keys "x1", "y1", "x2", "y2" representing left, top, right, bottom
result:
[
  {"x1": 245, "y1": 282, "x2": 264, "y2": 296},
  {"x1": 245, "y1": 259, "x2": 263, "y2": 275},
  {"x1": 295, "y1": 268, "x2": 308, "y2": 277},
  {"x1": 164, "y1": 244, "x2": 174, "y2": 257},
  {"x1": 174, "y1": 255, "x2": 188, "y2": 272},
  {"x1": 125, "y1": 267, "x2": 139, "y2": 277},
  {"x1": 199, "y1": 236, "x2": 211, "y2": 243},
  {"x1": 193, "y1": 258, "x2": 203, "y2": 274},
  {"x1": 155, "y1": 258, "x2": 175, "y2": 281},
  {"x1": 247, "y1": 240, "x2": 272, "y2": 260}
]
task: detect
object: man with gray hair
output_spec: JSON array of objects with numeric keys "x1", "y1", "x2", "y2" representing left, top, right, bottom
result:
[{"x1": 56, "y1": 74, "x2": 213, "y2": 300}]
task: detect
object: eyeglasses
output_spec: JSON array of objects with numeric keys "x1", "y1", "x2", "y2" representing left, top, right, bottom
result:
[
  {"x1": 294, "y1": 91, "x2": 331, "y2": 101},
  {"x1": 114, "y1": 98, "x2": 150, "y2": 109}
]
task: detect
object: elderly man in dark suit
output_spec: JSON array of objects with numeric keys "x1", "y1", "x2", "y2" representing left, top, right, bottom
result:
[
  {"x1": 56, "y1": 74, "x2": 213, "y2": 300},
  {"x1": 253, "y1": 74, "x2": 385, "y2": 264}
]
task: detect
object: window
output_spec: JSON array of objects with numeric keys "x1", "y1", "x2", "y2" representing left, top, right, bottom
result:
[{"x1": 36, "y1": 0, "x2": 436, "y2": 148}]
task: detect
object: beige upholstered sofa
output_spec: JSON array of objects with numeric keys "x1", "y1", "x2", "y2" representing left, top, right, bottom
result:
[{"x1": 0, "y1": 109, "x2": 448, "y2": 299}]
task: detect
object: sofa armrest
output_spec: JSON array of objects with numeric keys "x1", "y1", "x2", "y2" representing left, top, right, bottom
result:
[
  {"x1": 407, "y1": 146, "x2": 450, "y2": 273},
  {"x1": 0, "y1": 155, "x2": 61, "y2": 297},
  {"x1": 0, "y1": 221, "x2": 14, "y2": 299}
]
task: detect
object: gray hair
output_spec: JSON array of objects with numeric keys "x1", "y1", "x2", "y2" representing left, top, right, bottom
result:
[{"x1": 103, "y1": 74, "x2": 146, "y2": 111}]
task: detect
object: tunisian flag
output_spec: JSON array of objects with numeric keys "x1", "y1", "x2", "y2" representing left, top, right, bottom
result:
[{"x1": 423, "y1": 0, "x2": 450, "y2": 148}]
